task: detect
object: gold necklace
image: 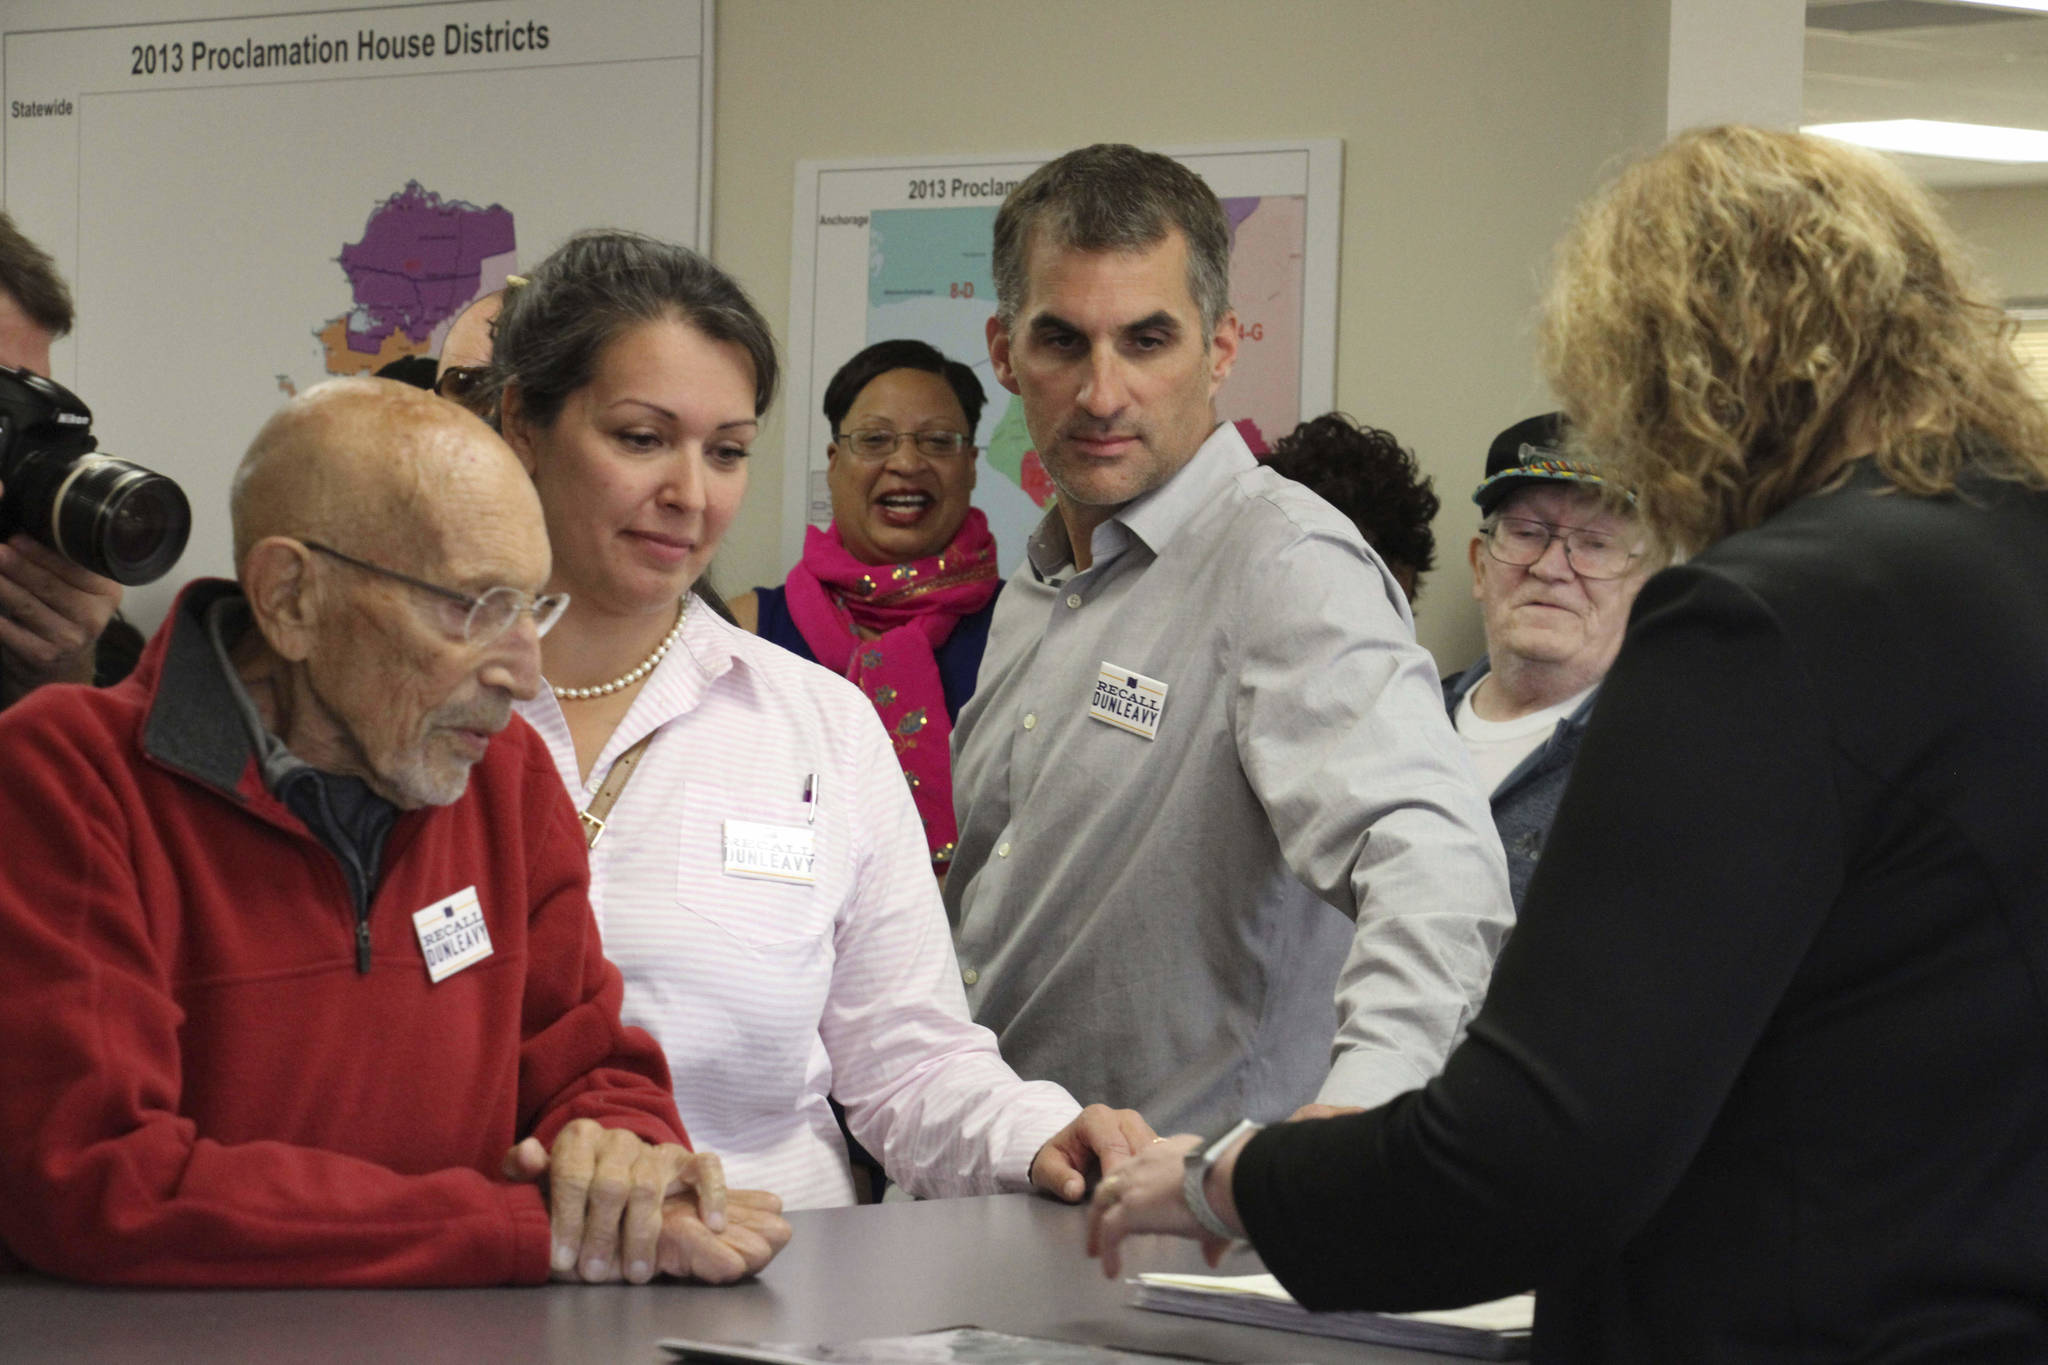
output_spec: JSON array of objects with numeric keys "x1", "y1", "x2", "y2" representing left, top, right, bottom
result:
[{"x1": 551, "y1": 598, "x2": 688, "y2": 701}]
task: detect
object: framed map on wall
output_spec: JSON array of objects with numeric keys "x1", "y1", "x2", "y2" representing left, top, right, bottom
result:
[
  {"x1": 1, "y1": 0, "x2": 714, "y2": 630},
  {"x1": 782, "y1": 141, "x2": 1341, "y2": 573}
]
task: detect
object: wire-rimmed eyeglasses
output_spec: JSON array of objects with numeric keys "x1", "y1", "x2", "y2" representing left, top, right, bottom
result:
[
  {"x1": 834, "y1": 428, "x2": 976, "y2": 461},
  {"x1": 1480, "y1": 516, "x2": 1641, "y2": 581},
  {"x1": 303, "y1": 541, "x2": 570, "y2": 645}
]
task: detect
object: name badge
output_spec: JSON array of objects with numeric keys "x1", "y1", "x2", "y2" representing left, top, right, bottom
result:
[
  {"x1": 412, "y1": 885, "x2": 493, "y2": 983},
  {"x1": 1089, "y1": 661, "x2": 1169, "y2": 741},
  {"x1": 723, "y1": 819, "x2": 818, "y2": 884}
]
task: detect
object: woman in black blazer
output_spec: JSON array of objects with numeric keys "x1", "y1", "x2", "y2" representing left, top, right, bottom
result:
[{"x1": 1089, "y1": 124, "x2": 2048, "y2": 1364}]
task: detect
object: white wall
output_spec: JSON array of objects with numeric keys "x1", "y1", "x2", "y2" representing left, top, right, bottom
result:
[
  {"x1": 1941, "y1": 184, "x2": 2048, "y2": 302},
  {"x1": 710, "y1": 0, "x2": 1673, "y2": 668},
  {"x1": 0, "y1": 0, "x2": 1678, "y2": 667}
]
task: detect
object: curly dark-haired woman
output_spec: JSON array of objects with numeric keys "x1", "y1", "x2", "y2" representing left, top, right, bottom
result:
[{"x1": 1264, "y1": 412, "x2": 1439, "y2": 602}]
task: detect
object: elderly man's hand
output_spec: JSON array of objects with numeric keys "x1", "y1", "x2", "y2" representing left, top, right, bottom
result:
[
  {"x1": 1029, "y1": 1103, "x2": 1158, "y2": 1202},
  {"x1": 0, "y1": 523, "x2": 120, "y2": 701},
  {"x1": 503, "y1": 1119, "x2": 740, "y2": 1284},
  {"x1": 657, "y1": 1184, "x2": 790, "y2": 1283}
]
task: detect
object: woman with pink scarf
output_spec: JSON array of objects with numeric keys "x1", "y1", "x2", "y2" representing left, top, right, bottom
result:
[{"x1": 735, "y1": 341, "x2": 1000, "y2": 879}]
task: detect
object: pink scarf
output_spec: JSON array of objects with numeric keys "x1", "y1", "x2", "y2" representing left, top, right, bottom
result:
[{"x1": 783, "y1": 510, "x2": 1000, "y2": 870}]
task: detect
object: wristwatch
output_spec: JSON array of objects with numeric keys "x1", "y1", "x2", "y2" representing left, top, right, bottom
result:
[{"x1": 1182, "y1": 1118, "x2": 1260, "y2": 1241}]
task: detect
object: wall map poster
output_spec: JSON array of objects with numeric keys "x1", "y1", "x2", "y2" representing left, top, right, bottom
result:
[
  {"x1": 2, "y1": 0, "x2": 713, "y2": 629},
  {"x1": 784, "y1": 142, "x2": 1341, "y2": 572}
]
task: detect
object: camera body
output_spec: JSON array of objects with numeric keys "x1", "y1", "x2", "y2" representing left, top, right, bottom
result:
[{"x1": 0, "y1": 365, "x2": 190, "y2": 585}]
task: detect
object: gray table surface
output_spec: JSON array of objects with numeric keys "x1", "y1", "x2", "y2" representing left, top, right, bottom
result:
[{"x1": 0, "y1": 1193, "x2": 1449, "y2": 1364}]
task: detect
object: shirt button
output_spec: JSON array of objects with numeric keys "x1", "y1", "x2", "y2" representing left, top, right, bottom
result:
[
  {"x1": 998, "y1": 842, "x2": 1012, "y2": 858},
  {"x1": 1066, "y1": 593, "x2": 1083, "y2": 609},
  {"x1": 1022, "y1": 713, "x2": 1038, "y2": 731},
  {"x1": 961, "y1": 967, "x2": 980, "y2": 986}
]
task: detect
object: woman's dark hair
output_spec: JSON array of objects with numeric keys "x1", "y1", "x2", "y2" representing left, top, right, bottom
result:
[
  {"x1": 487, "y1": 229, "x2": 779, "y2": 430},
  {"x1": 1267, "y1": 413, "x2": 1440, "y2": 584},
  {"x1": 823, "y1": 339, "x2": 986, "y2": 435}
]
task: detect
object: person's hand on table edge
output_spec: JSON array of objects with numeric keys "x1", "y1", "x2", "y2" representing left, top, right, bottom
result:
[
  {"x1": 1030, "y1": 1103, "x2": 1158, "y2": 1202},
  {"x1": 0, "y1": 522, "x2": 121, "y2": 701},
  {"x1": 1288, "y1": 1102, "x2": 1364, "y2": 1121},
  {"x1": 1086, "y1": 1128, "x2": 1253, "y2": 1279},
  {"x1": 502, "y1": 1120, "x2": 789, "y2": 1283}
]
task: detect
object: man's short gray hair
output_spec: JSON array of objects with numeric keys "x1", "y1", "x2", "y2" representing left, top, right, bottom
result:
[{"x1": 991, "y1": 144, "x2": 1232, "y2": 335}]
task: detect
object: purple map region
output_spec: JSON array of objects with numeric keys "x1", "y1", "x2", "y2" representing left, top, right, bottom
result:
[
  {"x1": 1220, "y1": 197, "x2": 1261, "y2": 248},
  {"x1": 335, "y1": 182, "x2": 514, "y2": 355}
]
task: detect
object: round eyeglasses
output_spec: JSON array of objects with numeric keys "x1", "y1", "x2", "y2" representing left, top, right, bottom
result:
[
  {"x1": 434, "y1": 365, "x2": 495, "y2": 419},
  {"x1": 834, "y1": 428, "x2": 975, "y2": 461},
  {"x1": 303, "y1": 541, "x2": 570, "y2": 645},
  {"x1": 1480, "y1": 516, "x2": 1641, "y2": 581}
]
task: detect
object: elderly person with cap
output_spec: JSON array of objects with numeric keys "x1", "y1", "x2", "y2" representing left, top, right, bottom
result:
[{"x1": 1444, "y1": 414, "x2": 1649, "y2": 909}]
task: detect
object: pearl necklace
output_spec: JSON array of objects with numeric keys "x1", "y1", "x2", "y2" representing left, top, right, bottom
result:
[{"x1": 552, "y1": 599, "x2": 688, "y2": 701}]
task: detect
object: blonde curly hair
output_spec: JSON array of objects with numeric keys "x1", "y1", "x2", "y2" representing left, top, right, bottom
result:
[{"x1": 1540, "y1": 124, "x2": 2048, "y2": 555}]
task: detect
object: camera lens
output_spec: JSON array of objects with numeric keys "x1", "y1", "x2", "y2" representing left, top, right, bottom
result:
[{"x1": 50, "y1": 456, "x2": 192, "y2": 585}]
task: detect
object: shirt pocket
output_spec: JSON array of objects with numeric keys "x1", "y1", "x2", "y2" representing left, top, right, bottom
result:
[{"x1": 674, "y1": 782, "x2": 836, "y2": 952}]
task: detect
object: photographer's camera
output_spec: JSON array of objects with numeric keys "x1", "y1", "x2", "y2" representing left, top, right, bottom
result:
[{"x1": 0, "y1": 365, "x2": 190, "y2": 586}]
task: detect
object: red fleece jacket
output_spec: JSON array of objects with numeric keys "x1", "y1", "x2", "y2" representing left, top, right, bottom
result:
[{"x1": 0, "y1": 585, "x2": 687, "y2": 1286}]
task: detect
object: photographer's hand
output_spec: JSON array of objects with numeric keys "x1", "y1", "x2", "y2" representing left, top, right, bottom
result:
[{"x1": 0, "y1": 501, "x2": 121, "y2": 705}]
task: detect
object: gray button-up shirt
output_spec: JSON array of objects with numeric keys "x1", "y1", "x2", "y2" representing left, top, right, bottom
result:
[{"x1": 945, "y1": 421, "x2": 1513, "y2": 1134}]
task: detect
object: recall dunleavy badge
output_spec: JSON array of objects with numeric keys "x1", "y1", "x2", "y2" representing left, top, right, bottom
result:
[
  {"x1": 1089, "y1": 662, "x2": 1168, "y2": 741},
  {"x1": 412, "y1": 885, "x2": 493, "y2": 983},
  {"x1": 722, "y1": 819, "x2": 819, "y2": 884}
]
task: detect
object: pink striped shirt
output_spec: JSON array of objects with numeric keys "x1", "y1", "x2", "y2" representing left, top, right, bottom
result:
[{"x1": 516, "y1": 597, "x2": 1081, "y2": 1209}]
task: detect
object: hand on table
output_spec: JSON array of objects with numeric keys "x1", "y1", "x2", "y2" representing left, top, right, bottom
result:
[
  {"x1": 1030, "y1": 1103, "x2": 1158, "y2": 1202},
  {"x1": 1288, "y1": 1102, "x2": 1364, "y2": 1121},
  {"x1": 502, "y1": 1120, "x2": 789, "y2": 1283},
  {"x1": 653, "y1": 1184, "x2": 791, "y2": 1283},
  {"x1": 1086, "y1": 1128, "x2": 1252, "y2": 1280},
  {"x1": 0, "y1": 523, "x2": 120, "y2": 703}
]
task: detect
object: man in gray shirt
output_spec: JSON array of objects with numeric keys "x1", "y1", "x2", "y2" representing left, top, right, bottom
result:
[{"x1": 946, "y1": 144, "x2": 1513, "y2": 1137}]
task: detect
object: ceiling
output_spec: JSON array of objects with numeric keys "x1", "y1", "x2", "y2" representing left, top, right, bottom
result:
[{"x1": 1805, "y1": 0, "x2": 2048, "y2": 186}]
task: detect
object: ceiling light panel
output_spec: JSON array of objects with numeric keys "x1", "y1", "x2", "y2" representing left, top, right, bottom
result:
[{"x1": 1805, "y1": 117, "x2": 2048, "y2": 160}]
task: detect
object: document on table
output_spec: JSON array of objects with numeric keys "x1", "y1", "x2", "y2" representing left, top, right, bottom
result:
[
  {"x1": 660, "y1": 1325, "x2": 1294, "y2": 1365},
  {"x1": 1129, "y1": 1272, "x2": 1533, "y2": 1361}
]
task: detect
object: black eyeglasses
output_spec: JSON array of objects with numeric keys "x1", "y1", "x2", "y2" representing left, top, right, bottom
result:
[
  {"x1": 1480, "y1": 517, "x2": 1641, "y2": 581},
  {"x1": 303, "y1": 541, "x2": 569, "y2": 645},
  {"x1": 434, "y1": 365, "x2": 495, "y2": 418},
  {"x1": 834, "y1": 428, "x2": 975, "y2": 461}
]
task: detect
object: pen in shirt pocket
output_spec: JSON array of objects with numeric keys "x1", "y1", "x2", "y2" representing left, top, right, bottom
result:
[{"x1": 803, "y1": 772, "x2": 819, "y2": 823}]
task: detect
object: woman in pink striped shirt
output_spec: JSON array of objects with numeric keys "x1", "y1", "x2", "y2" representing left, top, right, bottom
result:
[{"x1": 484, "y1": 231, "x2": 1151, "y2": 1210}]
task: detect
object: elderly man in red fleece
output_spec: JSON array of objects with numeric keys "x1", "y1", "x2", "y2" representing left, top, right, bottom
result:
[{"x1": 0, "y1": 378, "x2": 788, "y2": 1286}]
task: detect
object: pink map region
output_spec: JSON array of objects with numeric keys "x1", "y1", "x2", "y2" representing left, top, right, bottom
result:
[
  {"x1": 1214, "y1": 197, "x2": 1305, "y2": 456},
  {"x1": 333, "y1": 182, "x2": 514, "y2": 357}
]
